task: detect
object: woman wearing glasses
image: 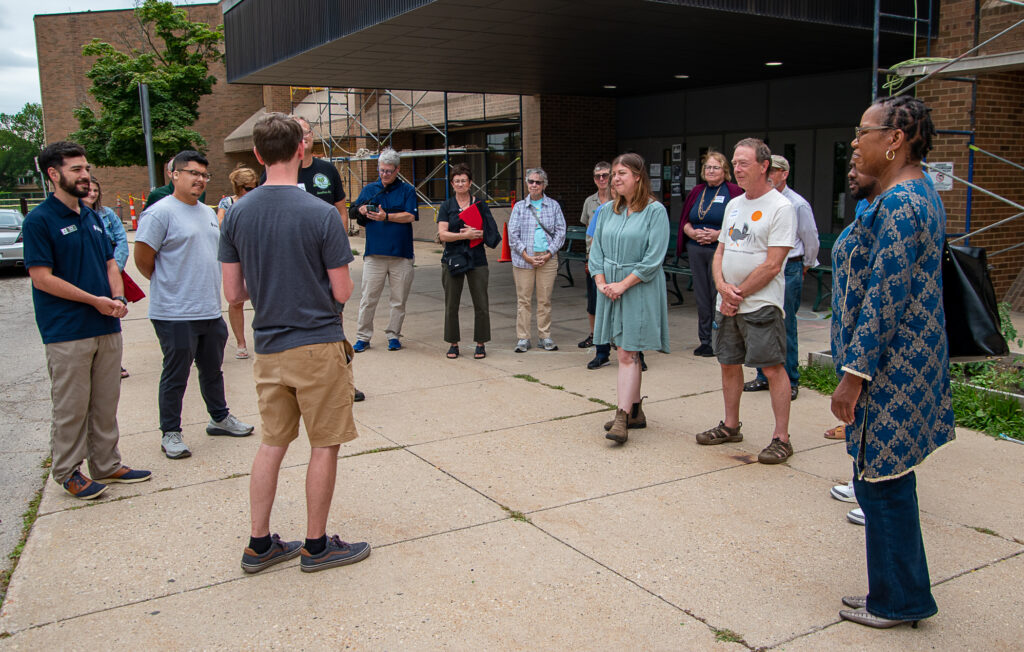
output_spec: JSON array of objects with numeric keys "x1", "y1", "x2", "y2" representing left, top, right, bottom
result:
[
  {"x1": 507, "y1": 168, "x2": 566, "y2": 352},
  {"x1": 217, "y1": 165, "x2": 259, "y2": 359},
  {"x1": 678, "y1": 151, "x2": 742, "y2": 357},
  {"x1": 831, "y1": 95, "x2": 954, "y2": 630}
]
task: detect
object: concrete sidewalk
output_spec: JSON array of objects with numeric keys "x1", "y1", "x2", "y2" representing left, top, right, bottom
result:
[{"x1": 1, "y1": 239, "x2": 1022, "y2": 650}]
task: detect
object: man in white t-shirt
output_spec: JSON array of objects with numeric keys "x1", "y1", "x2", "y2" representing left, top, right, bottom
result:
[
  {"x1": 696, "y1": 138, "x2": 796, "y2": 464},
  {"x1": 135, "y1": 150, "x2": 254, "y2": 460}
]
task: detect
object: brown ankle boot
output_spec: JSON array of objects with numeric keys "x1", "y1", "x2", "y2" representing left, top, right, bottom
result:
[
  {"x1": 605, "y1": 409, "x2": 629, "y2": 443},
  {"x1": 604, "y1": 397, "x2": 647, "y2": 431}
]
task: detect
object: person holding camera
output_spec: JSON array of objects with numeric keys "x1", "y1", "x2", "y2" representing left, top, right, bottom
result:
[{"x1": 348, "y1": 148, "x2": 419, "y2": 352}]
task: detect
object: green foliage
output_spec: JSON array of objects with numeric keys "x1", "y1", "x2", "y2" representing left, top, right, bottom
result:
[
  {"x1": 802, "y1": 363, "x2": 1024, "y2": 441},
  {"x1": 70, "y1": 0, "x2": 223, "y2": 168},
  {"x1": 998, "y1": 302, "x2": 1023, "y2": 349},
  {"x1": 0, "y1": 103, "x2": 44, "y2": 190}
]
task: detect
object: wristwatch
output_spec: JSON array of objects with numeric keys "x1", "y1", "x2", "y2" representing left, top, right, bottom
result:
[{"x1": 113, "y1": 296, "x2": 128, "y2": 305}]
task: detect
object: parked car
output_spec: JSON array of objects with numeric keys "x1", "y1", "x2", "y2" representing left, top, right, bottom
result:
[{"x1": 0, "y1": 209, "x2": 25, "y2": 268}]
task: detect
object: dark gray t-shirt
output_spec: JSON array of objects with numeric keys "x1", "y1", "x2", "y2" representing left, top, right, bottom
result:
[{"x1": 218, "y1": 185, "x2": 354, "y2": 354}]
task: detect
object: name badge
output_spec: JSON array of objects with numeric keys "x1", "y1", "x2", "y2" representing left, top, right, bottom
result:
[
  {"x1": 713, "y1": 195, "x2": 726, "y2": 204},
  {"x1": 60, "y1": 225, "x2": 78, "y2": 235}
]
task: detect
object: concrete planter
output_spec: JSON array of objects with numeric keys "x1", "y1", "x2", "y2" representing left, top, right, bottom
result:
[{"x1": 806, "y1": 350, "x2": 1024, "y2": 409}]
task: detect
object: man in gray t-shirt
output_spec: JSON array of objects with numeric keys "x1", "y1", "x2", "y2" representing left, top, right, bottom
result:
[
  {"x1": 135, "y1": 150, "x2": 254, "y2": 461},
  {"x1": 220, "y1": 112, "x2": 370, "y2": 574}
]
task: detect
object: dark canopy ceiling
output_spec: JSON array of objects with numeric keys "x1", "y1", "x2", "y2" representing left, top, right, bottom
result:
[{"x1": 224, "y1": 0, "x2": 918, "y2": 96}]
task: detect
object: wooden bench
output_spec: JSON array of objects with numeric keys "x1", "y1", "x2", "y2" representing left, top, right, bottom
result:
[
  {"x1": 557, "y1": 225, "x2": 588, "y2": 287},
  {"x1": 807, "y1": 232, "x2": 838, "y2": 311}
]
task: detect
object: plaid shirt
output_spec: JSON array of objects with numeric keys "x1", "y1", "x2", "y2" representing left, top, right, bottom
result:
[{"x1": 507, "y1": 196, "x2": 566, "y2": 269}]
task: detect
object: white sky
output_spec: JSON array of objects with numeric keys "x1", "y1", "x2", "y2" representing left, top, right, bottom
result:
[{"x1": 0, "y1": 1, "x2": 195, "y2": 115}]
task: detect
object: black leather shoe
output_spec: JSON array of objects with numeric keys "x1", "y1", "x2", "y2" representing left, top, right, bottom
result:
[
  {"x1": 693, "y1": 344, "x2": 715, "y2": 357},
  {"x1": 587, "y1": 355, "x2": 610, "y2": 370},
  {"x1": 354, "y1": 388, "x2": 365, "y2": 402},
  {"x1": 743, "y1": 378, "x2": 770, "y2": 392}
]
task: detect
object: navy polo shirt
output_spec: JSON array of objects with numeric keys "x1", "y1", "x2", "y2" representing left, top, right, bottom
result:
[
  {"x1": 23, "y1": 194, "x2": 121, "y2": 344},
  {"x1": 354, "y1": 179, "x2": 419, "y2": 259}
]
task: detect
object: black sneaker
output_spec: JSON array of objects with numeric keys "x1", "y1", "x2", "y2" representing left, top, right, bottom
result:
[
  {"x1": 577, "y1": 334, "x2": 593, "y2": 348},
  {"x1": 587, "y1": 354, "x2": 610, "y2": 370},
  {"x1": 693, "y1": 344, "x2": 715, "y2": 357},
  {"x1": 300, "y1": 535, "x2": 371, "y2": 573},
  {"x1": 354, "y1": 388, "x2": 366, "y2": 402},
  {"x1": 241, "y1": 534, "x2": 302, "y2": 573}
]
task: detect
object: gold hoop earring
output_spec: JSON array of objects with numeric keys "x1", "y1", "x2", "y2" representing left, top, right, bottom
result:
[{"x1": 885, "y1": 149, "x2": 895, "y2": 161}]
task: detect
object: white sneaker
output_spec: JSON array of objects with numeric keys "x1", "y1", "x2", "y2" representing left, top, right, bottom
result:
[
  {"x1": 161, "y1": 431, "x2": 191, "y2": 459},
  {"x1": 539, "y1": 338, "x2": 559, "y2": 351},
  {"x1": 847, "y1": 508, "x2": 865, "y2": 526},
  {"x1": 514, "y1": 339, "x2": 531, "y2": 353},
  {"x1": 206, "y1": 414, "x2": 255, "y2": 437},
  {"x1": 831, "y1": 481, "x2": 856, "y2": 503}
]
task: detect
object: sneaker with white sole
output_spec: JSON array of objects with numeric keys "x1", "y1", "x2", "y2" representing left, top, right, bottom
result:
[
  {"x1": 514, "y1": 339, "x2": 531, "y2": 353},
  {"x1": 161, "y1": 431, "x2": 191, "y2": 459},
  {"x1": 207, "y1": 414, "x2": 255, "y2": 437},
  {"x1": 539, "y1": 338, "x2": 558, "y2": 351},
  {"x1": 847, "y1": 508, "x2": 865, "y2": 526},
  {"x1": 831, "y1": 481, "x2": 857, "y2": 503}
]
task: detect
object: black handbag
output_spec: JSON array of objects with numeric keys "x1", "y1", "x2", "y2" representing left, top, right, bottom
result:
[
  {"x1": 442, "y1": 241, "x2": 474, "y2": 276},
  {"x1": 943, "y1": 241, "x2": 1009, "y2": 362}
]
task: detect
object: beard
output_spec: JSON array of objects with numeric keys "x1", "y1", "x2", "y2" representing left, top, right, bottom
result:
[{"x1": 59, "y1": 171, "x2": 90, "y2": 198}]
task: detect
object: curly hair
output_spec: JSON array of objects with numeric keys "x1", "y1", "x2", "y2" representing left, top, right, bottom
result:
[{"x1": 872, "y1": 95, "x2": 936, "y2": 161}]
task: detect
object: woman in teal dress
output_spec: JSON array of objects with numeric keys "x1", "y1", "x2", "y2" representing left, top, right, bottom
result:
[
  {"x1": 589, "y1": 153, "x2": 670, "y2": 444},
  {"x1": 831, "y1": 95, "x2": 955, "y2": 630}
]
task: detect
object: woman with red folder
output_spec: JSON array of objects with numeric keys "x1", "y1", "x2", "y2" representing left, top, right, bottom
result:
[{"x1": 437, "y1": 163, "x2": 501, "y2": 359}]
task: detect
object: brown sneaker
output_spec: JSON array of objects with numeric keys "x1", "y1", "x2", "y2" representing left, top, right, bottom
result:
[
  {"x1": 757, "y1": 437, "x2": 793, "y2": 464},
  {"x1": 603, "y1": 398, "x2": 647, "y2": 431},
  {"x1": 605, "y1": 409, "x2": 629, "y2": 443},
  {"x1": 695, "y1": 421, "x2": 742, "y2": 445}
]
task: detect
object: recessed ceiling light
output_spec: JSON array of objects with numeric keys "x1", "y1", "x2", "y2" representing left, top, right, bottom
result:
[
  {"x1": 603, "y1": 84, "x2": 617, "y2": 89},
  {"x1": 674, "y1": 74, "x2": 689, "y2": 79},
  {"x1": 765, "y1": 61, "x2": 783, "y2": 67}
]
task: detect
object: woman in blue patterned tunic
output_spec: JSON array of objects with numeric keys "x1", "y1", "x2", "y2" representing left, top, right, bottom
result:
[
  {"x1": 831, "y1": 95, "x2": 955, "y2": 630},
  {"x1": 590, "y1": 153, "x2": 670, "y2": 444}
]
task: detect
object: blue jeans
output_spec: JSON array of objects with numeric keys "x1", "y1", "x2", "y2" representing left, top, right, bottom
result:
[
  {"x1": 853, "y1": 468, "x2": 938, "y2": 620},
  {"x1": 756, "y1": 259, "x2": 803, "y2": 386}
]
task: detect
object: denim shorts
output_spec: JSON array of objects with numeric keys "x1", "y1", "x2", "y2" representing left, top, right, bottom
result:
[{"x1": 713, "y1": 305, "x2": 786, "y2": 367}]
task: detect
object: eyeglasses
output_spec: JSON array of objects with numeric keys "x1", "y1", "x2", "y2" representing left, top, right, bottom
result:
[
  {"x1": 703, "y1": 165, "x2": 723, "y2": 171},
  {"x1": 526, "y1": 179, "x2": 544, "y2": 185},
  {"x1": 302, "y1": 130, "x2": 313, "y2": 137},
  {"x1": 379, "y1": 168, "x2": 397, "y2": 176},
  {"x1": 178, "y1": 169, "x2": 212, "y2": 181},
  {"x1": 854, "y1": 125, "x2": 894, "y2": 139},
  {"x1": 593, "y1": 173, "x2": 609, "y2": 179}
]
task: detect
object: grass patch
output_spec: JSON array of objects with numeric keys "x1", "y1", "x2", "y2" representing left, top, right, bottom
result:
[
  {"x1": 712, "y1": 627, "x2": 745, "y2": 644},
  {"x1": 798, "y1": 364, "x2": 840, "y2": 394},
  {"x1": 973, "y1": 526, "x2": 1000, "y2": 537},
  {"x1": 344, "y1": 445, "x2": 405, "y2": 458},
  {"x1": 801, "y1": 363, "x2": 1024, "y2": 441},
  {"x1": 0, "y1": 470, "x2": 47, "y2": 608},
  {"x1": 432, "y1": 249, "x2": 443, "y2": 254},
  {"x1": 588, "y1": 397, "x2": 616, "y2": 409},
  {"x1": 514, "y1": 374, "x2": 539, "y2": 383},
  {"x1": 350, "y1": 249, "x2": 360, "y2": 256},
  {"x1": 500, "y1": 505, "x2": 531, "y2": 523}
]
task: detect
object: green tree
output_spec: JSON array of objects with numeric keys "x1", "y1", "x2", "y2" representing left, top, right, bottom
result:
[
  {"x1": 71, "y1": 0, "x2": 223, "y2": 170},
  {"x1": 0, "y1": 103, "x2": 43, "y2": 190}
]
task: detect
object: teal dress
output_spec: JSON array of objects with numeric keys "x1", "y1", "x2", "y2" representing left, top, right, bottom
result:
[{"x1": 589, "y1": 200, "x2": 671, "y2": 353}]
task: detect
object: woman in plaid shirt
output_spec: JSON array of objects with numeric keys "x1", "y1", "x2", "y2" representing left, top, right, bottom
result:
[{"x1": 507, "y1": 168, "x2": 566, "y2": 352}]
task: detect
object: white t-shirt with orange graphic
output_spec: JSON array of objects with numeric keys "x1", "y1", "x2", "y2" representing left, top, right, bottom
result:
[{"x1": 716, "y1": 188, "x2": 795, "y2": 315}]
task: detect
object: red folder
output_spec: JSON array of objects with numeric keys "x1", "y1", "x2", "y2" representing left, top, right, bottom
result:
[
  {"x1": 460, "y1": 203, "x2": 483, "y2": 247},
  {"x1": 121, "y1": 270, "x2": 146, "y2": 303}
]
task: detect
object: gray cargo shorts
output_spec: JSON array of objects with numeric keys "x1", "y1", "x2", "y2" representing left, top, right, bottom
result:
[{"x1": 713, "y1": 305, "x2": 786, "y2": 367}]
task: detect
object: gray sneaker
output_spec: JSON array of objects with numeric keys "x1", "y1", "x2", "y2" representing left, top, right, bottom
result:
[
  {"x1": 161, "y1": 431, "x2": 191, "y2": 459},
  {"x1": 539, "y1": 338, "x2": 558, "y2": 351},
  {"x1": 207, "y1": 414, "x2": 255, "y2": 437},
  {"x1": 514, "y1": 339, "x2": 531, "y2": 353}
]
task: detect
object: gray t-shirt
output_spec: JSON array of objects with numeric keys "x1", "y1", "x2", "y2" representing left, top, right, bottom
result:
[
  {"x1": 136, "y1": 195, "x2": 223, "y2": 321},
  {"x1": 218, "y1": 185, "x2": 354, "y2": 354}
]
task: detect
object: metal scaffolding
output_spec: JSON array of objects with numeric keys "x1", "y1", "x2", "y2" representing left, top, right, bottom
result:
[{"x1": 289, "y1": 88, "x2": 524, "y2": 221}]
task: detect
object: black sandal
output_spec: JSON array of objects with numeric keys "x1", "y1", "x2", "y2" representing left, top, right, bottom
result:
[
  {"x1": 474, "y1": 344, "x2": 486, "y2": 359},
  {"x1": 446, "y1": 345, "x2": 459, "y2": 359}
]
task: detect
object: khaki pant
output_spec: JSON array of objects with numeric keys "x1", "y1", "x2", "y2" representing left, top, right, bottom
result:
[
  {"x1": 512, "y1": 255, "x2": 558, "y2": 340},
  {"x1": 356, "y1": 255, "x2": 415, "y2": 342},
  {"x1": 45, "y1": 333, "x2": 123, "y2": 484}
]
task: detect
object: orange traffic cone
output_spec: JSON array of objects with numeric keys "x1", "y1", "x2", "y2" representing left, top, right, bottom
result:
[
  {"x1": 498, "y1": 222, "x2": 512, "y2": 262},
  {"x1": 129, "y1": 196, "x2": 138, "y2": 230}
]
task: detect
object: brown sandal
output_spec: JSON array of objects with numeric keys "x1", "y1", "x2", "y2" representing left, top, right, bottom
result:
[
  {"x1": 757, "y1": 437, "x2": 793, "y2": 464},
  {"x1": 695, "y1": 421, "x2": 743, "y2": 445},
  {"x1": 824, "y1": 424, "x2": 846, "y2": 440}
]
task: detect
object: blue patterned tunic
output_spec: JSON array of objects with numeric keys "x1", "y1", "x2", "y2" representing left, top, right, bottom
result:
[{"x1": 831, "y1": 178, "x2": 955, "y2": 481}]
